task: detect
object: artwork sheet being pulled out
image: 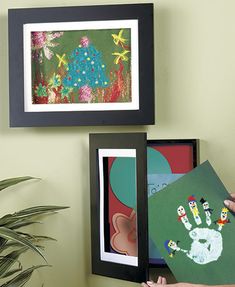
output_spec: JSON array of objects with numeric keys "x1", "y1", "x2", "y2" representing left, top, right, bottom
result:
[{"x1": 148, "y1": 161, "x2": 235, "y2": 284}]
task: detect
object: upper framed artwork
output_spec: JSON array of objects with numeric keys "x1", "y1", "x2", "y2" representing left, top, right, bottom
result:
[{"x1": 8, "y1": 3, "x2": 154, "y2": 127}]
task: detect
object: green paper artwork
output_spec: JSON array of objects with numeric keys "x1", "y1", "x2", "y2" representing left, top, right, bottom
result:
[
  {"x1": 31, "y1": 28, "x2": 131, "y2": 105},
  {"x1": 148, "y1": 161, "x2": 235, "y2": 285}
]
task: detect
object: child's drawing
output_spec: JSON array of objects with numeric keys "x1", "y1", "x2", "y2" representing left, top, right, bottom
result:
[
  {"x1": 31, "y1": 28, "x2": 132, "y2": 105},
  {"x1": 165, "y1": 197, "x2": 230, "y2": 265}
]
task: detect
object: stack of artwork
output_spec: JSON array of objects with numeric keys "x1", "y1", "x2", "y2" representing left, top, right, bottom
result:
[
  {"x1": 101, "y1": 140, "x2": 197, "y2": 266},
  {"x1": 89, "y1": 133, "x2": 198, "y2": 282}
]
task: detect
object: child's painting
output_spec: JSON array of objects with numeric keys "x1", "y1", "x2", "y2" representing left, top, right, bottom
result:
[
  {"x1": 23, "y1": 20, "x2": 139, "y2": 112},
  {"x1": 148, "y1": 161, "x2": 235, "y2": 284},
  {"x1": 98, "y1": 149, "x2": 138, "y2": 266},
  {"x1": 107, "y1": 154, "x2": 138, "y2": 261}
]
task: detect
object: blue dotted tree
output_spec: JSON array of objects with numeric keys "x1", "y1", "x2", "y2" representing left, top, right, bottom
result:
[{"x1": 63, "y1": 36, "x2": 109, "y2": 102}]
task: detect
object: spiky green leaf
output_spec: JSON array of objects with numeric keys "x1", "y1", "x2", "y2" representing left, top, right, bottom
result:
[
  {"x1": 0, "y1": 206, "x2": 69, "y2": 227},
  {"x1": 1, "y1": 265, "x2": 49, "y2": 287},
  {"x1": 6, "y1": 220, "x2": 41, "y2": 230},
  {"x1": 0, "y1": 235, "x2": 55, "y2": 253},
  {"x1": 0, "y1": 247, "x2": 28, "y2": 277},
  {"x1": 0, "y1": 227, "x2": 46, "y2": 262},
  {"x1": 0, "y1": 177, "x2": 36, "y2": 192},
  {"x1": 1, "y1": 267, "x2": 22, "y2": 279},
  {"x1": 0, "y1": 238, "x2": 7, "y2": 250},
  {"x1": 13, "y1": 206, "x2": 69, "y2": 217}
]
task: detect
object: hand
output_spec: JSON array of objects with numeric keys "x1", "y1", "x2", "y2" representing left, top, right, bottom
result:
[
  {"x1": 224, "y1": 193, "x2": 235, "y2": 213},
  {"x1": 141, "y1": 276, "x2": 167, "y2": 287}
]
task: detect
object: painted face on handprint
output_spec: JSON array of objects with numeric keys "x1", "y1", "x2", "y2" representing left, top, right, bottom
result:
[{"x1": 215, "y1": 208, "x2": 230, "y2": 231}]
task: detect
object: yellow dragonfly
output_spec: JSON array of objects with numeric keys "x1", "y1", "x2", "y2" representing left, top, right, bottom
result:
[
  {"x1": 56, "y1": 53, "x2": 67, "y2": 68},
  {"x1": 112, "y1": 50, "x2": 130, "y2": 65},
  {"x1": 112, "y1": 29, "x2": 127, "y2": 46}
]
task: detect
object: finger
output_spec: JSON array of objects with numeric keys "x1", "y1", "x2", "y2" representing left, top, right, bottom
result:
[
  {"x1": 229, "y1": 193, "x2": 235, "y2": 200},
  {"x1": 141, "y1": 283, "x2": 148, "y2": 287},
  {"x1": 162, "y1": 277, "x2": 167, "y2": 285},
  {"x1": 147, "y1": 281, "x2": 156, "y2": 286},
  {"x1": 224, "y1": 199, "x2": 235, "y2": 213},
  {"x1": 157, "y1": 276, "x2": 162, "y2": 284}
]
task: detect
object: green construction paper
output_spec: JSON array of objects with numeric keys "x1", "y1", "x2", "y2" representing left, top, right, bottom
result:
[
  {"x1": 110, "y1": 157, "x2": 136, "y2": 208},
  {"x1": 148, "y1": 161, "x2": 235, "y2": 285}
]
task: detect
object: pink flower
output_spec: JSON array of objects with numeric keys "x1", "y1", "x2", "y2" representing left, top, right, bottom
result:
[
  {"x1": 79, "y1": 85, "x2": 92, "y2": 102},
  {"x1": 110, "y1": 210, "x2": 137, "y2": 256},
  {"x1": 80, "y1": 36, "x2": 90, "y2": 47},
  {"x1": 31, "y1": 32, "x2": 47, "y2": 49},
  {"x1": 31, "y1": 31, "x2": 64, "y2": 60}
]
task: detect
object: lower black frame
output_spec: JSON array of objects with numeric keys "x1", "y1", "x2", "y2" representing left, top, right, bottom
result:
[{"x1": 89, "y1": 133, "x2": 149, "y2": 282}]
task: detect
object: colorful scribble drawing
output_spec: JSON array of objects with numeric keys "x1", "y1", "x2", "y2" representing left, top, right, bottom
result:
[
  {"x1": 31, "y1": 31, "x2": 64, "y2": 62},
  {"x1": 31, "y1": 29, "x2": 132, "y2": 105},
  {"x1": 164, "y1": 196, "x2": 231, "y2": 265}
]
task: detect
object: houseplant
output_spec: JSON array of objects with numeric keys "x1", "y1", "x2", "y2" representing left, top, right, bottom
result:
[{"x1": 0, "y1": 176, "x2": 68, "y2": 286}]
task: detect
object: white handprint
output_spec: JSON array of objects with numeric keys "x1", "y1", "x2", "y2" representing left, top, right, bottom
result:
[{"x1": 165, "y1": 196, "x2": 230, "y2": 265}]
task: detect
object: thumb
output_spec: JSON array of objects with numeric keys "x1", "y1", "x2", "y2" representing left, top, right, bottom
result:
[{"x1": 224, "y1": 199, "x2": 235, "y2": 213}]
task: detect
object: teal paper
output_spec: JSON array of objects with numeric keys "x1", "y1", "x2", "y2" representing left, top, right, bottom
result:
[{"x1": 148, "y1": 161, "x2": 235, "y2": 284}]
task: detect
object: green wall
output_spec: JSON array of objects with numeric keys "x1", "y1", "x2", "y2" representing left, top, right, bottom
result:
[{"x1": 0, "y1": 0, "x2": 235, "y2": 286}]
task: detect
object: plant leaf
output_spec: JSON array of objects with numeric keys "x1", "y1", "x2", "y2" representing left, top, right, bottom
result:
[
  {"x1": 1, "y1": 267, "x2": 22, "y2": 279},
  {"x1": 13, "y1": 206, "x2": 69, "y2": 217},
  {"x1": 0, "y1": 235, "x2": 55, "y2": 253},
  {"x1": 0, "y1": 238, "x2": 7, "y2": 250},
  {"x1": 0, "y1": 247, "x2": 28, "y2": 277},
  {"x1": 0, "y1": 227, "x2": 46, "y2": 262},
  {"x1": 0, "y1": 177, "x2": 36, "y2": 192},
  {"x1": 0, "y1": 206, "x2": 69, "y2": 227},
  {"x1": 1, "y1": 265, "x2": 49, "y2": 287},
  {"x1": 6, "y1": 220, "x2": 41, "y2": 230}
]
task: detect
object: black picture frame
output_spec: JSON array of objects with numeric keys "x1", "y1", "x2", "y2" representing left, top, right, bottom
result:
[
  {"x1": 89, "y1": 133, "x2": 149, "y2": 283},
  {"x1": 8, "y1": 3, "x2": 154, "y2": 127}
]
